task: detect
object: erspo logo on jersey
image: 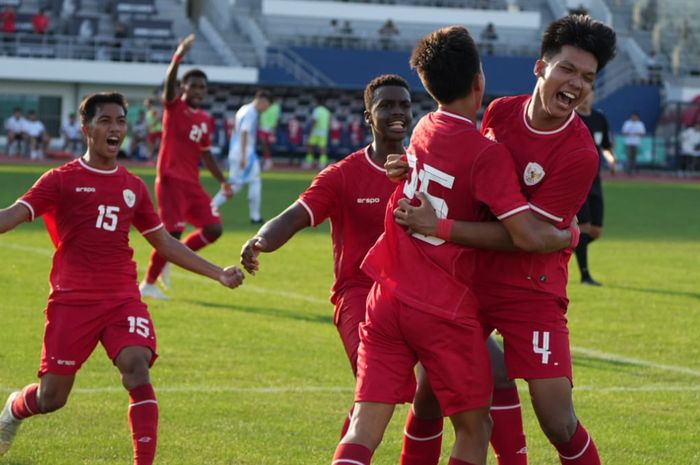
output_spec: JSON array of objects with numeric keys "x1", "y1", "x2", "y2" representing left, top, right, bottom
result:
[
  {"x1": 356, "y1": 198, "x2": 381, "y2": 204},
  {"x1": 75, "y1": 186, "x2": 96, "y2": 193}
]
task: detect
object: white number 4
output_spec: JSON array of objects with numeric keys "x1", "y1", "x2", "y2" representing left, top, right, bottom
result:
[
  {"x1": 96, "y1": 205, "x2": 120, "y2": 231},
  {"x1": 128, "y1": 316, "x2": 150, "y2": 338},
  {"x1": 532, "y1": 331, "x2": 551, "y2": 364}
]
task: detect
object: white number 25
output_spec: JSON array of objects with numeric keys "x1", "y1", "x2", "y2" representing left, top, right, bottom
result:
[{"x1": 402, "y1": 153, "x2": 455, "y2": 245}]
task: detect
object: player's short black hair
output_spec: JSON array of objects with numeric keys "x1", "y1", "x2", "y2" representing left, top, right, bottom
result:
[
  {"x1": 12, "y1": 107, "x2": 21, "y2": 113},
  {"x1": 540, "y1": 14, "x2": 616, "y2": 72},
  {"x1": 255, "y1": 89, "x2": 273, "y2": 102},
  {"x1": 181, "y1": 68, "x2": 208, "y2": 84},
  {"x1": 363, "y1": 74, "x2": 410, "y2": 111},
  {"x1": 79, "y1": 92, "x2": 128, "y2": 125},
  {"x1": 409, "y1": 26, "x2": 481, "y2": 104}
]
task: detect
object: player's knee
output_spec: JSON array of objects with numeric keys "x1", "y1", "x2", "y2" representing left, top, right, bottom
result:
[
  {"x1": 38, "y1": 388, "x2": 69, "y2": 413},
  {"x1": 116, "y1": 350, "x2": 152, "y2": 388},
  {"x1": 540, "y1": 414, "x2": 578, "y2": 444},
  {"x1": 589, "y1": 226, "x2": 602, "y2": 239},
  {"x1": 451, "y1": 408, "x2": 492, "y2": 445}
]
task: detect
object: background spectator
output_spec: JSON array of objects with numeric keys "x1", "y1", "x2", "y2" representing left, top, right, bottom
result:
[
  {"x1": 679, "y1": 122, "x2": 700, "y2": 174},
  {"x1": 130, "y1": 110, "x2": 149, "y2": 159},
  {"x1": 61, "y1": 112, "x2": 83, "y2": 157},
  {"x1": 621, "y1": 111, "x2": 646, "y2": 175},
  {"x1": 32, "y1": 8, "x2": 50, "y2": 35},
  {"x1": 379, "y1": 19, "x2": 399, "y2": 50},
  {"x1": 4, "y1": 107, "x2": 27, "y2": 157},
  {"x1": 144, "y1": 98, "x2": 163, "y2": 161},
  {"x1": 23, "y1": 110, "x2": 49, "y2": 161},
  {"x1": 258, "y1": 100, "x2": 281, "y2": 170},
  {"x1": 480, "y1": 22, "x2": 498, "y2": 55}
]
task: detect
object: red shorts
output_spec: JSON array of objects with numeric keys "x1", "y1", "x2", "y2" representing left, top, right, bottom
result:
[
  {"x1": 39, "y1": 297, "x2": 158, "y2": 377},
  {"x1": 356, "y1": 283, "x2": 492, "y2": 416},
  {"x1": 333, "y1": 286, "x2": 371, "y2": 376},
  {"x1": 257, "y1": 129, "x2": 275, "y2": 144},
  {"x1": 156, "y1": 176, "x2": 221, "y2": 232},
  {"x1": 478, "y1": 289, "x2": 572, "y2": 382}
]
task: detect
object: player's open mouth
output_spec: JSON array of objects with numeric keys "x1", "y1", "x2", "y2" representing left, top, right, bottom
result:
[
  {"x1": 388, "y1": 120, "x2": 407, "y2": 131},
  {"x1": 106, "y1": 136, "x2": 120, "y2": 148},
  {"x1": 556, "y1": 91, "x2": 577, "y2": 107}
]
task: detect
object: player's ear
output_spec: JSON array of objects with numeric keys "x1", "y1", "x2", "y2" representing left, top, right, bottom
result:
[
  {"x1": 363, "y1": 110, "x2": 372, "y2": 127},
  {"x1": 81, "y1": 123, "x2": 90, "y2": 139},
  {"x1": 534, "y1": 60, "x2": 546, "y2": 78}
]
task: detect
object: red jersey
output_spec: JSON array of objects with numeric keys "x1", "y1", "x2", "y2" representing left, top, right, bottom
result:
[
  {"x1": 18, "y1": 158, "x2": 163, "y2": 301},
  {"x1": 288, "y1": 117, "x2": 302, "y2": 146},
  {"x1": 298, "y1": 147, "x2": 395, "y2": 303},
  {"x1": 156, "y1": 97, "x2": 213, "y2": 182},
  {"x1": 476, "y1": 95, "x2": 599, "y2": 300},
  {"x1": 362, "y1": 110, "x2": 529, "y2": 320},
  {"x1": 329, "y1": 118, "x2": 342, "y2": 145}
]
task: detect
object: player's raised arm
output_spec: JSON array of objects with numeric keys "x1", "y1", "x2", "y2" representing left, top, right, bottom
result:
[
  {"x1": 0, "y1": 203, "x2": 31, "y2": 234},
  {"x1": 144, "y1": 227, "x2": 244, "y2": 288},
  {"x1": 163, "y1": 34, "x2": 195, "y2": 103},
  {"x1": 395, "y1": 192, "x2": 575, "y2": 253},
  {"x1": 240, "y1": 203, "x2": 310, "y2": 275}
]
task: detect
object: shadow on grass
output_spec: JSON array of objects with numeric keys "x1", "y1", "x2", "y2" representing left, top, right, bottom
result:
[
  {"x1": 604, "y1": 284, "x2": 700, "y2": 300},
  {"x1": 181, "y1": 299, "x2": 333, "y2": 325}
]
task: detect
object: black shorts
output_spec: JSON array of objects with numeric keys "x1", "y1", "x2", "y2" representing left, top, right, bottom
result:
[{"x1": 577, "y1": 174, "x2": 603, "y2": 226}]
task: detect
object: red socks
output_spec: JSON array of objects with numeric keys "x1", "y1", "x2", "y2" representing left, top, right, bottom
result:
[
  {"x1": 145, "y1": 251, "x2": 168, "y2": 284},
  {"x1": 447, "y1": 457, "x2": 476, "y2": 465},
  {"x1": 10, "y1": 383, "x2": 41, "y2": 420},
  {"x1": 555, "y1": 421, "x2": 600, "y2": 465},
  {"x1": 333, "y1": 443, "x2": 373, "y2": 465},
  {"x1": 490, "y1": 386, "x2": 528, "y2": 465},
  {"x1": 400, "y1": 409, "x2": 444, "y2": 465},
  {"x1": 182, "y1": 230, "x2": 215, "y2": 252},
  {"x1": 146, "y1": 229, "x2": 218, "y2": 283},
  {"x1": 128, "y1": 384, "x2": 159, "y2": 465}
]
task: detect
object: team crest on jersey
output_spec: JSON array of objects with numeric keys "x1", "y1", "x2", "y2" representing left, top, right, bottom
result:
[
  {"x1": 123, "y1": 189, "x2": 136, "y2": 208},
  {"x1": 483, "y1": 127, "x2": 497, "y2": 141},
  {"x1": 523, "y1": 162, "x2": 545, "y2": 186}
]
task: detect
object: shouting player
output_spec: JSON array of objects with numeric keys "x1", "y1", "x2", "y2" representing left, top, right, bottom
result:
[
  {"x1": 140, "y1": 33, "x2": 233, "y2": 299},
  {"x1": 0, "y1": 92, "x2": 244, "y2": 464},
  {"x1": 334, "y1": 27, "x2": 577, "y2": 465},
  {"x1": 391, "y1": 15, "x2": 616, "y2": 465}
]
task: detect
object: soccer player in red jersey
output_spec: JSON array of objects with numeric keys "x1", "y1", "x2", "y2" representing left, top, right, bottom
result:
[
  {"x1": 333, "y1": 27, "x2": 578, "y2": 465},
  {"x1": 140, "y1": 33, "x2": 233, "y2": 299},
  {"x1": 240, "y1": 75, "x2": 450, "y2": 458},
  {"x1": 0, "y1": 92, "x2": 244, "y2": 464},
  {"x1": 390, "y1": 15, "x2": 616, "y2": 465}
]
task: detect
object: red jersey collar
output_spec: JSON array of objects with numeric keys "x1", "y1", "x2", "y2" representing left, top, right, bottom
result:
[
  {"x1": 436, "y1": 109, "x2": 474, "y2": 126},
  {"x1": 523, "y1": 97, "x2": 576, "y2": 135},
  {"x1": 78, "y1": 157, "x2": 119, "y2": 174}
]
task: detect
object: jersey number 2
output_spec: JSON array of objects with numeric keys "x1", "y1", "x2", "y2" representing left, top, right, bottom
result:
[
  {"x1": 402, "y1": 153, "x2": 455, "y2": 245},
  {"x1": 96, "y1": 205, "x2": 120, "y2": 231}
]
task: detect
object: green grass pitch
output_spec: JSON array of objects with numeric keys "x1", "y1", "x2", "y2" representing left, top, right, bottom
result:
[{"x1": 1, "y1": 163, "x2": 699, "y2": 464}]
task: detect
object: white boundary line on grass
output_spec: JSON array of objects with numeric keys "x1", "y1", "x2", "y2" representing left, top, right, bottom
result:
[{"x1": 3, "y1": 241, "x2": 700, "y2": 379}]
